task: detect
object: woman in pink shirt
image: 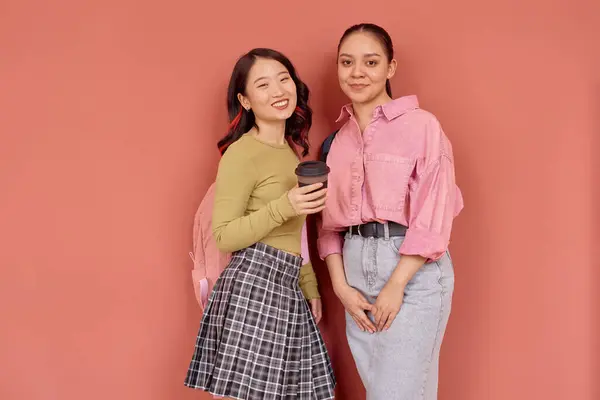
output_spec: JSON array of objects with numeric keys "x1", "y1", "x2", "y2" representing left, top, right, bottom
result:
[{"x1": 318, "y1": 23, "x2": 463, "y2": 399}]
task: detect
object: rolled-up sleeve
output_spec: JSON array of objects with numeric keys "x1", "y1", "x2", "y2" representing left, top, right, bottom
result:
[
  {"x1": 317, "y1": 216, "x2": 344, "y2": 260},
  {"x1": 399, "y1": 120, "x2": 462, "y2": 261}
]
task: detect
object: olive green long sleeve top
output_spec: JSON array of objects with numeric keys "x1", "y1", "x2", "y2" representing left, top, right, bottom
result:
[{"x1": 212, "y1": 134, "x2": 319, "y2": 299}]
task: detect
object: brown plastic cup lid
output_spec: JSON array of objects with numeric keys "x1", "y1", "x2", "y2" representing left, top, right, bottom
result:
[{"x1": 295, "y1": 161, "x2": 330, "y2": 177}]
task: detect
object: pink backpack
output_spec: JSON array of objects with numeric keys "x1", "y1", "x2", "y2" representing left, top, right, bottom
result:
[{"x1": 190, "y1": 182, "x2": 310, "y2": 311}]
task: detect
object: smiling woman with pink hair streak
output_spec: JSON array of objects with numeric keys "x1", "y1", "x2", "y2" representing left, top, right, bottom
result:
[{"x1": 184, "y1": 48, "x2": 336, "y2": 400}]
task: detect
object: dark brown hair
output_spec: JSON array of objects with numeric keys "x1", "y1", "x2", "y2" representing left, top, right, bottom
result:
[{"x1": 338, "y1": 23, "x2": 394, "y2": 97}]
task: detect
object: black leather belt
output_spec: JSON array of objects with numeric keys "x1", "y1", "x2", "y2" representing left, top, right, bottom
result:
[{"x1": 347, "y1": 221, "x2": 407, "y2": 238}]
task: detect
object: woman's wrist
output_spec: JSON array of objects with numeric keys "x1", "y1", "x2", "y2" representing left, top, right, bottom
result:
[
  {"x1": 389, "y1": 254, "x2": 427, "y2": 287},
  {"x1": 332, "y1": 279, "x2": 350, "y2": 295},
  {"x1": 324, "y1": 253, "x2": 348, "y2": 294},
  {"x1": 388, "y1": 274, "x2": 409, "y2": 288}
]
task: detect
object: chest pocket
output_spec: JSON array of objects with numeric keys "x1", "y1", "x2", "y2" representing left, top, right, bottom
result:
[{"x1": 363, "y1": 153, "x2": 415, "y2": 212}]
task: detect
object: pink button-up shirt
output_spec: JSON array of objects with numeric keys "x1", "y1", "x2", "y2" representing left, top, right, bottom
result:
[{"x1": 317, "y1": 95, "x2": 464, "y2": 261}]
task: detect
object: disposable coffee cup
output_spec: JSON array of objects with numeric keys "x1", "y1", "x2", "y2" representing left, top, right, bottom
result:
[{"x1": 295, "y1": 161, "x2": 330, "y2": 191}]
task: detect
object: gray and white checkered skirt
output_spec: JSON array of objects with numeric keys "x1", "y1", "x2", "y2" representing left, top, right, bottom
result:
[{"x1": 184, "y1": 242, "x2": 336, "y2": 400}]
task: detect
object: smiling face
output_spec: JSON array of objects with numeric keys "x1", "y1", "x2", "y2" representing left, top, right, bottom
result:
[
  {"x1": 337, "y1": 31, "x2": 397, "y2": 105},
  {"x1": 237, "y1": 57, "x2": 298, "y2": 124}
]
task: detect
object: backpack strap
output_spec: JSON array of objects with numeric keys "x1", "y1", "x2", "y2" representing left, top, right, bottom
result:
[{"x1": 319, "y1": 129, "x2": 339, "y2": 163}]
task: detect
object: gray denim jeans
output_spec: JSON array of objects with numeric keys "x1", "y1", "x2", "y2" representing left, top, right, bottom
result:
[{"x1": 342, "y1": 228, "x2": 454, "y2": 400}]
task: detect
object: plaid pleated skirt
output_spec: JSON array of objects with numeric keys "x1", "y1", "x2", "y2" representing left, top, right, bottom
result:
[{"x1": 184, "y1": 242, "x2": 336, "y2": 400}]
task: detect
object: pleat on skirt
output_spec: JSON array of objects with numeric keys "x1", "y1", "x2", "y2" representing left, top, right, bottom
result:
[{"x1": 184, "y1": 242, "x2": 336, "y2": 400}]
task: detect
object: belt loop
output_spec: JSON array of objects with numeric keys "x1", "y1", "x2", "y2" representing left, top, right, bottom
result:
[{"x1": 383, "y1": 221, "x2": 390, "y2": 240}]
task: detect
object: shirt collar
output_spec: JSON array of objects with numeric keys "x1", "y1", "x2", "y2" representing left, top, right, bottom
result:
[{"x1": 335, "y1": 95, "x2": 420, "y2": 122}]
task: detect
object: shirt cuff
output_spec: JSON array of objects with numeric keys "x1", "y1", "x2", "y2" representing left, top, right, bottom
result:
[
  {"x1": 273, "y1": 192, "x2": 297, "y2": 220},
  {"x1": 317, "y1": 231, "x2": 343, "y2": 260},
  {"x1": 399, "y1": 227, "x2": 446, "y2": 262}
]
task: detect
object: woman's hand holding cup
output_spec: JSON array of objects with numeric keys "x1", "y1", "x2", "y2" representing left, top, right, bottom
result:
[{"x1": 288, "y1": 183, "x2": 327, "y2": 215}]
